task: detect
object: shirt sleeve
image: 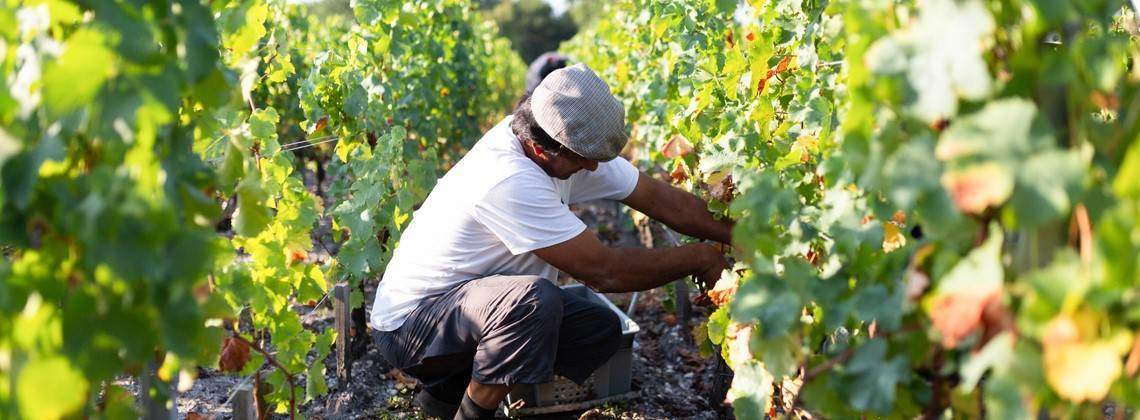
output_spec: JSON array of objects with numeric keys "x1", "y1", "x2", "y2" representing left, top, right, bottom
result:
[
  {"x1": 471, "y1": 173, "x2": 587, "y2": 255},
  {"x1": 567, "y1": 157, "x2": 640, "y2": 204}
]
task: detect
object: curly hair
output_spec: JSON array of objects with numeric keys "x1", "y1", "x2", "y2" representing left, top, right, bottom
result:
[{"x1": 510, "y1": 95, "x2": 564, "y2": 155}]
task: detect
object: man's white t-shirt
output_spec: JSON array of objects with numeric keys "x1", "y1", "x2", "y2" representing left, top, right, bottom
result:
[{"x1": 369, "y1": 116, "x2": 639, "y2": 332}]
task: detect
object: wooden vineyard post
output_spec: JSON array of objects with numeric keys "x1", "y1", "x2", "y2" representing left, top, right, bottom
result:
[
  {"x1": 661, "y1": 229, "x2": 692, "y2": 330},
  {"x1": 231, "y1": 382, "x2": 257, "y2": 420},
  {"x1": 138, "y1": 362, "x2": 177, "y2": 420},
  {"x1": 333, "y1": 283, "x2": 352, "y2": 385},
  {"x1": 674, "y1": 278, "x2": 692, "y2": 328},
  {"x1": 634, "y1": 216, "x2": 693, "y2": 329}
]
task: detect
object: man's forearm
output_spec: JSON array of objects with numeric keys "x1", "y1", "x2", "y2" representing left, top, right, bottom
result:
[
  {"x1": 664, "y1": 189, "x2": 734, "y2": 245},
  {"x1": 594, "y1": 243, "x2": 715, "y2": 293}
]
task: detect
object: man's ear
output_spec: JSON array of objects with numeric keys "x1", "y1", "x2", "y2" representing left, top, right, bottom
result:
[{"x1": 528, "y1": 141, "x2": 548, "y2": 157}]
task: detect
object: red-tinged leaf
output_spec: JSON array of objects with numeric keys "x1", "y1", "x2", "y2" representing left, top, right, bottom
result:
[
  {"x1": 661, "y1": 134, "x2": 694, "y2": 158},
  {"x1": 670, "y1": 160, "x2": 689, "y2": 183},
  {"x1": 725, "y1": 30, "x2": 735, "y2": 48},
  {"x1": 288, "y1": 250, "x2": 307, "y2": 264},
  {"x1": 662, "y1": 313, "x2": 678, "y2": 326},
  {"x1": 979, "y1": 296, "x2": 1014, "y2": 346},
  {"x1": 187, "y1": 412, "x2": 215, "y2": 420},
  {"x1": 891, "y1": 210, "x2": 907, "y2": 225},
  {"x1": 218, "y1": 337, "x2": 251, "y2": 373},
  {"x1": 757, "y1": 77, "x2": 768, "y2": 94},
  {"x1": 746, "y1": 31, "x2": 756, "y2": 42},
  {"x1": 313, "y1": 116, "x2": 328, "y2": 133},
  {"x1": 774, "y1": 55, "x2": 792, "y2": 73},
  {"x1": 929, "y1": 283, "x2": 1001, "y2": 348},
  {"x1": 707, "y1": 276, "x2": 738, "y2": 307},
  {"x1": 940, "y1": 163, "x2": 1014, "y2": 215},
  {"x1": 804, "y1": 249, "x2": 819, "y2": 266},
  {"x1": 930, "y1": 118, "x2": 950, "y2": 133},
  {"x1": 1090, "y1": 90, "x2": 1119, "y2": 110}
]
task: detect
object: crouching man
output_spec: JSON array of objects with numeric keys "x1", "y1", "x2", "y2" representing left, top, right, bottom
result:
[{"x1": 369, "y1": 64, "x2": 732, "y2": 419}]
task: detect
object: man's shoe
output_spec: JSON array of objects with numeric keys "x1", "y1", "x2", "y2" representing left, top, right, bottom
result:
[{"x1": 414, "y1": 388, "x2": 460, "y2": 419}]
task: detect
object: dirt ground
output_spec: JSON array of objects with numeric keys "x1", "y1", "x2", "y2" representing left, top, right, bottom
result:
[{"x1": 121, "y1": 201, "x2": 733, "y2": 419}]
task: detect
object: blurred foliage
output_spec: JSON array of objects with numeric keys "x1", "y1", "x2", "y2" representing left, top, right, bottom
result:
[
  {"x1": 486, "y1": 0, "x2": 577, "y2": 63},
  {"x1": 565, "y1": 0, "x2": 1140, "y2": 417},
  {"x1": 0, "y1": 0, "x2": 522, "y2": 417}
]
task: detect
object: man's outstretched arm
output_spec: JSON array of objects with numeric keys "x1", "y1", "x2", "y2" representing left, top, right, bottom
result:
[
  {"x1": 621, "y1": 172, "x2": 733, "y2": 244},
  {"x1": 533, "y1": 229, "x2": 729, "y2": 293}
]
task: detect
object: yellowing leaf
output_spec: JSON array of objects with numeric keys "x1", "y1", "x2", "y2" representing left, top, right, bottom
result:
[
  {"x1": 725, "y1": 321, "x2": 754, "y2": 367},
  {"x1": 882, "y1": 221, "x2": 907, "y2": 253},
  {"x1": 1045, "y1": 341, "x2": 1122, "y2": 403},
  {"x1": 1041, "y1": 314, "x2": 1131, "y2": 403},
  {"x1": 707, "y1": 270, "x2": 739, "y2": 307},
  {"x1": 940, "y1": 163, "x2": 1013, "y2": 215}
]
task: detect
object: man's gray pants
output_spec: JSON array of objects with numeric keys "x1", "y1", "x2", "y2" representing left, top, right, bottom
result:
[{"x1": 373, "y1": 275, "x2": 623, "y2": 402}]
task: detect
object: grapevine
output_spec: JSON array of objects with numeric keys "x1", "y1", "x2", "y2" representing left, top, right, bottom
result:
[
  {"x1": 0, "y1": 0, "x2": 521, "y2": 417},
  {"x1": 565, "y1": 0, "x2": 1140, "y2": 417}
]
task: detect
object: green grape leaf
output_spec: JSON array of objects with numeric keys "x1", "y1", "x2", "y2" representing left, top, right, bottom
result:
[
  {"x1": 18, "y1": 357, "x2": 88, "y2": 419},
  {"x1": 728, "y1": 361, "x2": 773, "y2": 420},
  {"x1": 41, "y1": 28, "x2": 115, "y2": 117},
  {"x1": 730, "y1": 276, "x2": 802, "y2": 339},
  {"x1": 959, "y1": 332, "x2": 1015, "y2": 391},
  {"x1": 842, "y1": 340, "x2": 906, "y2": 413},
  {"x1": 1006, "y1": 150, "x2": 1085, "y2": 229},
  {"x1": 222, "y1": 2, "x2": 269, "y2": 56},
  {"x1": 306, "y1": 362, "x2": 328, "y2": 401},
  {"x1": 935, "y1": 98, "x2": 1052, "y2": 162},
  {"x1": 234, "y1": 176, "x2": 273, "y2": 237},
  {"x1": 2, "y1": 135, "x2": 63, "y2": 211},
  {"x1": 707, "y1": 306, "x2": 730, "y2": 345},
  {"x1": 0, "y1": 128, "x2": 20, "y2": 171},
  {"x1": 219, "y1": 142, "x2": 248, "y2": 191},
  {"x1": 1114, "y1": 139, "x2": 1140, "y2": 199}
]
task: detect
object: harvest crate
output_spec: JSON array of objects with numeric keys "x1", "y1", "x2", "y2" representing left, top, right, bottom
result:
[{"x1": 501, "y1": 284, "x2": 640, "y2": 417}]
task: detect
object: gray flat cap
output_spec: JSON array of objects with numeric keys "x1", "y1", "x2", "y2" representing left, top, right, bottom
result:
[{"x1": 531, "y1": 63, "x2": 628, "y2": 161}]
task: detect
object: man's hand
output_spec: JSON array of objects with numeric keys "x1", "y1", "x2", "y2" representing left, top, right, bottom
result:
[
  {"x1": 695, "y1": 243, "x2": 732, "y2": 292},
  {"x1": 692, "y1": 243, "x2": 731, "y2": 307}
]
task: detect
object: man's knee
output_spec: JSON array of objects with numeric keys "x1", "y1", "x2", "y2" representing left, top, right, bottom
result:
[
  {"x1": 594, "y1": 305, "x2": 623, "y2": 352},
  {"x1": 501, "y1": 276, "x2": 562, "y2": 324}
]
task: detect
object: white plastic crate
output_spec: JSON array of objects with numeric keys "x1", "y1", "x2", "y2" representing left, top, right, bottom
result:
[{"x1": 502, "y1": 284, "x2": 640, "y2": 416}]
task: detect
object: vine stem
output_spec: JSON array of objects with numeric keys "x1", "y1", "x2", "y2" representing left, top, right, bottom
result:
[
  {"x1": 231, "y1": 333, "x2": 297, "y2": 420},
  {"x1": 1074, "y1": 203, "x2": 1092, "y2": 265},
  {"x1": 789, "y1": 324, "x2": 921, "y2": 413}
]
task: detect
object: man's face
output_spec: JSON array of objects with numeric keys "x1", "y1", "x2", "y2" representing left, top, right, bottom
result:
[{"x1": 535, "y1": 145, "x2": 599, "y2": 179}]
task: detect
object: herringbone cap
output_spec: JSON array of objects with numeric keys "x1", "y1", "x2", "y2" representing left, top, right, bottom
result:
[{"x1": 531, "y1": 63, "x2": 628, "y2": 161}]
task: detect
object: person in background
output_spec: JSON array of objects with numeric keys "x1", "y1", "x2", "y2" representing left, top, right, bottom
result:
[{"x1": 523, "y1": 52, "x2": 570, "y2": 97}]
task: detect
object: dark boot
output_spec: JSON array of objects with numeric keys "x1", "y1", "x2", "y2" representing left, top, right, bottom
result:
[{"x1": 414, "y1": 387, "x2": 460, "y2": 419}]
